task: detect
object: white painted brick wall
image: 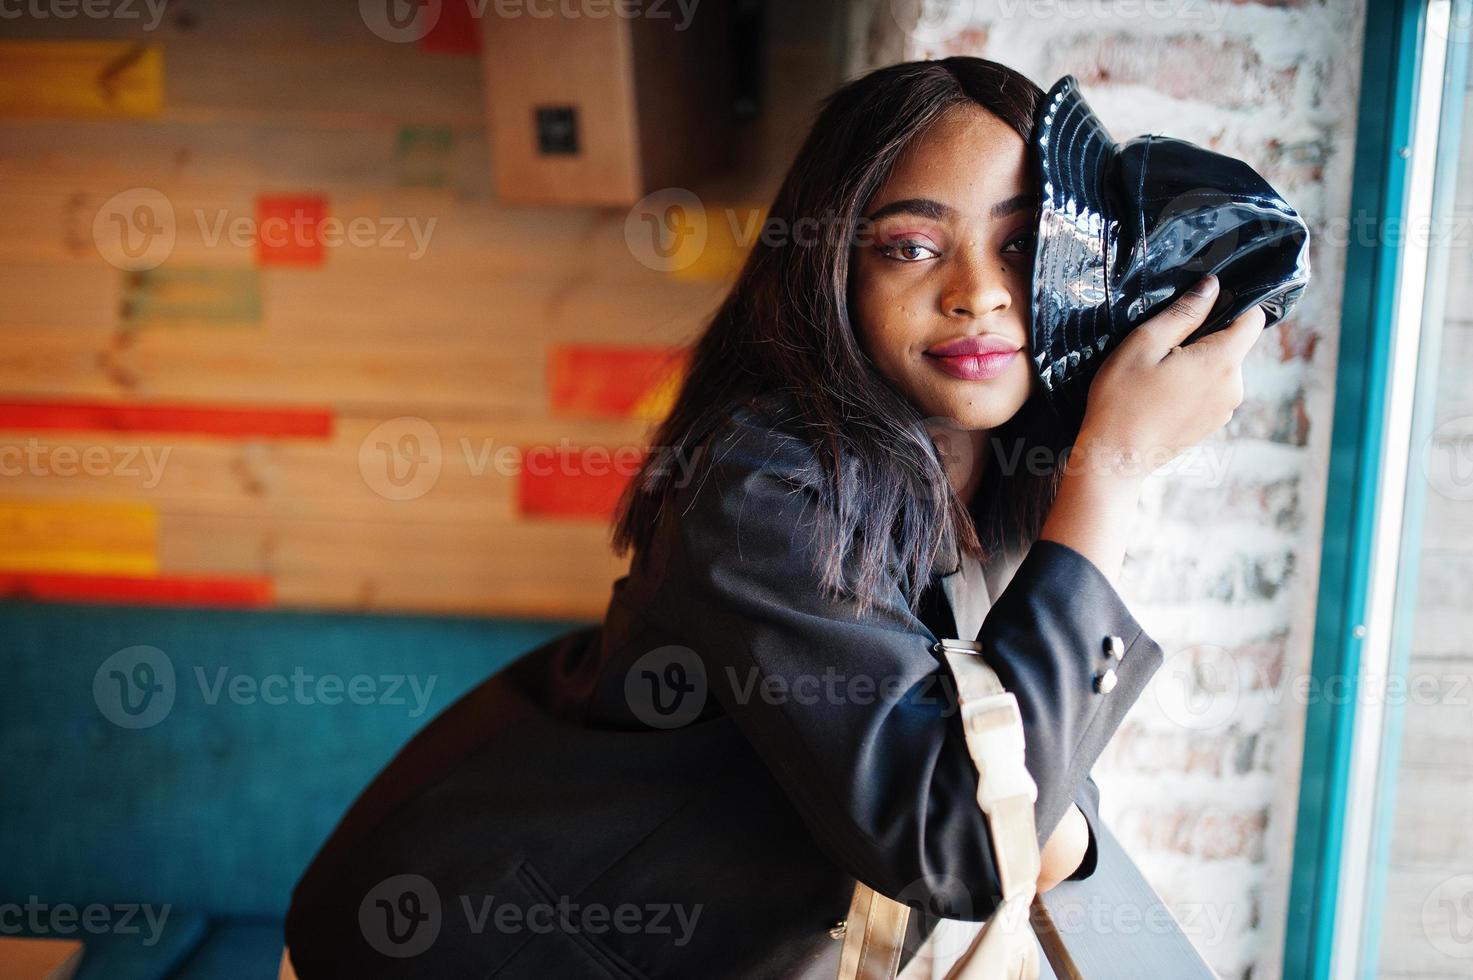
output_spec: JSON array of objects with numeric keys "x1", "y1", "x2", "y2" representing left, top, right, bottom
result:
[{"x1": 847, "y1": 2, "x2": 1369, "y2": 977}]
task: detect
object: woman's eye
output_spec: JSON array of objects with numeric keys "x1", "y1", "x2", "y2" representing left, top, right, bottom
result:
[
  {"x1": 878, "y1": 239, "x2": 940, "y2": 263},
  {"x1": 1001, "y1": 230, "x2": 1037, "y2": 255}
]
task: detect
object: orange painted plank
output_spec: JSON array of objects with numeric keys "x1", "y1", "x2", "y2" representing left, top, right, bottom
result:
[
  {"x1": 548, "y1": 345, "x2": 686, "y2": 420},
  {"x1": 256, "y1": 194, "x2": 327, "y2": 266},
  {"x1": 0, "y1": 398, "x2": 333, "y2": 438},
  {"x1": 0, "y1": 938, "x2": 83, "y2": 980},
  {"x1": 516, "y1": 447, "x2": 641, "y2": 520},
  {"x1": 0, "y1": 571, "x2": 273, "y2": 608},
  {"x1": 0, "y1": 499, "x2": 156, "y2": 576}
]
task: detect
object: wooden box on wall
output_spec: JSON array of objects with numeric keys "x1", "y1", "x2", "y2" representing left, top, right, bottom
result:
[{"x1": 480, "y1": 2, "x2": 736, "y2": 207}]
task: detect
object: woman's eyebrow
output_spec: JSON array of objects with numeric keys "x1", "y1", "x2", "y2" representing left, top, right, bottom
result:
[
  {"x1": 865, "y1": 193, "x2": 1039, "y2": 222},
  {"x1": 990, "y1": 192, "x2": 1040, "y2": 219},
  {"x1": 865, "y1": 197, "x2": 955, "y2": 222}
]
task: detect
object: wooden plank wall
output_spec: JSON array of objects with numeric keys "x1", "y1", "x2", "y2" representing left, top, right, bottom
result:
[{"x1": 0, "y1": 1, "x2": 843, "y2": 618}]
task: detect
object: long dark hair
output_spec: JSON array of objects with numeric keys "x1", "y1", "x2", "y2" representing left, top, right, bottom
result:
[{"x1": 614, "y1": 57, "x2": 1082, "y2": 613}]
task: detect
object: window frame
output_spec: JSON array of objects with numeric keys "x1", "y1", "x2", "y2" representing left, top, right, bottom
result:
[{"x1": 1284, "y1": 1, "x2": 1469, "y2": 976}]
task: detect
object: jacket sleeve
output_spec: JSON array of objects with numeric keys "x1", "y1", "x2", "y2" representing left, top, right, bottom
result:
[{"x1": 654, "y1": 417, "x2": 1161, "y2": 918}]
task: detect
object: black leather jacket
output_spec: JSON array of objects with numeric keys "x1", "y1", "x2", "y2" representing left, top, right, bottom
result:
[{"x1": 284, "y1": 401, "x2": 1165, "y2": 979}]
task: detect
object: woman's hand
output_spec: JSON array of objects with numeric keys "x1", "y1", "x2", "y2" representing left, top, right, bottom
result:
[
  {"x1": 1039, "y1": 276, "x2": 1268, "y2": 585},
  {"x1": 1037, "y1": 801, "x2": 1090, "y2": 893},
  {"x1": 1075, "y1": 274, "x2": 1267, "y2": 478}
]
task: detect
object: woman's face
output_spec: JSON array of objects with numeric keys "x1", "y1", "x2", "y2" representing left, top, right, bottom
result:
[{"x1": 852, "y1": 103, "x2": 1036, "y2": 431}]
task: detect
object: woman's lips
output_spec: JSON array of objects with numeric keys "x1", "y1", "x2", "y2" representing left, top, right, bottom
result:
[{"x1": 926, "y1": 349, "x2": 1019, "y2": 381}]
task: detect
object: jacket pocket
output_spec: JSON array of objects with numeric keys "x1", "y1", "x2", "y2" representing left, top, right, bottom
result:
[{"x1": 491, "y1": 860, "x2": 655, "y2": 980}]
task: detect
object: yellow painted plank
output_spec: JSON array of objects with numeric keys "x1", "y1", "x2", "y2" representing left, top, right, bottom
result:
[
  {"x1": 0, "y1": 42, "x2": 163, "y2": 119},
  {"x1": 157, "y1": 513, "x2": 623, "y2": 619},
  {"x1": 666, "y1": 202, "x2": 766, "y2": 282},
  {"x1": 0, "y1": 499, "x2": 157, "y2": 575},
  {"x1": 629, "y1": 362, "x2": 684, "y2": 420}
]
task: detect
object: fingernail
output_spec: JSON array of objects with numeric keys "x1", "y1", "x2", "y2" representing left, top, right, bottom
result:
[{"x1": 1188, "y1": 275, "x2": 1218, "y2": 297}]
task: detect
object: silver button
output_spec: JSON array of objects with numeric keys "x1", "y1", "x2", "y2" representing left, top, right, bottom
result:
[
  {"x1": 1094, "y1": 669, "x2": 1118, "y2": 694},
  {"x1": 1104, "y1": 635, "x2": 1125, "y2": 661}
]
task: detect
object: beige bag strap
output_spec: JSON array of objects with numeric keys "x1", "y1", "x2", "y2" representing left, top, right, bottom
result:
[
  {"x1": 836, "y1": 877, "x2": 912, "y2": 980},
  {"x1": 941, "y1": 640, "x2": 1041, "y2": 902},
  {"x1": 837, "y1": 639, "x2": 1045, "y2": 979}
]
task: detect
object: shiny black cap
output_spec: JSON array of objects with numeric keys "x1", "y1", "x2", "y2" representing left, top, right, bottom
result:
[{"x1": 1030, "y1": 75, "x2": 1311, "y2": 409}]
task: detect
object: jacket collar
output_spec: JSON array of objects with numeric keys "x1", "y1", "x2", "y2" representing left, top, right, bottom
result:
[{"x1": 928, "y1": 541, "x2": 1027, "y2": 637}]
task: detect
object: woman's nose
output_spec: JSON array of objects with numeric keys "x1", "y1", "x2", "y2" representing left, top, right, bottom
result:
[{"x1": 940, "y1": 251, "x2": 1013, "y2": 319}]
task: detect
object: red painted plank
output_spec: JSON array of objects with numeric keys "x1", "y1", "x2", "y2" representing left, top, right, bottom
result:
[
  {"x1": 0, "y1": 572, "x2": 273, "y2": 608},
  {"x1": 0, "y1": 398, "x2": 333, "y2": 438},
  {"x1": 548, "y1": 345, "x2": 686, "y2": 419},
  {"x1": 419, "y1": 0, "x2": 482, "y2": 55},
  {"x1": 516, "y1": 446, "x2": 641, "y2": 520},
  {"x1": 255, "y1": 194, "x2": 327, "y2": 266}
]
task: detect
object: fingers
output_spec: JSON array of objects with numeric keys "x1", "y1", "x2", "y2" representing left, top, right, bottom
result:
[
  {"x1": 1135, "y1": 275, "x2": 1220, "y2": 355},
  {"x1": 1189, "y1": 303, "x2": 1268, "y2": 366}
]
